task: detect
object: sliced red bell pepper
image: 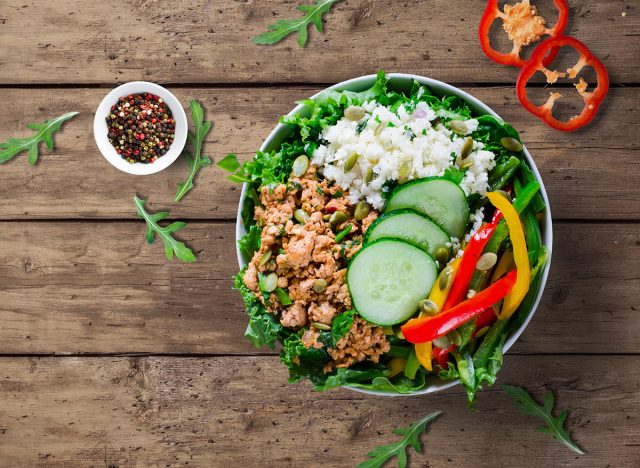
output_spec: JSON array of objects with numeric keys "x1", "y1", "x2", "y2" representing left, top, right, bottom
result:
[
  {"x1": 479, "y1": 0, "x2": 569, "y2": 68},
  {"x1": 432, "y1": 345, "x2": 455, "y2": 369},
  {"x1": 443, "y1": 215, "x2": 502, "y2": 311},
  {"x1": 402, "y1": 270, "x2": 517, "y2": 344},
  {"x1": 516, "y1": 35, "x2": 609, "y2": 132}
]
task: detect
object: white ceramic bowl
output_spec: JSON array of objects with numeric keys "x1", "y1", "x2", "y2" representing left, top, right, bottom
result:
[
  {"x1": 93, "y1": 81, "x2": 188, "y2": 175},
  {"x1": 236, "y1": 73, "x2": 553, "y2": 396}
]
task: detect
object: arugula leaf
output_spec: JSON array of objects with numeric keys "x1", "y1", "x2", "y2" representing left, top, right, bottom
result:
[
  {"x1": 174, "y1": 100, "x2": 213, "y2": 202},
  {"x1": 252, "y1": 0, "x2": 344, "y2": 47},
  {"x1": 234, "y1": 269, "x2": 285, "y2": 348},
  {"x1": 217, "y1": 153, "x2": 241, "y2": 172},
  {"x1": 503, "y1": 385, "x2": 585, "y2": 455},
  {"x1": 133, "y1": 196, "x2": 196, "y2": 263},
  {"x1": 0, "y1": 111, "x2": 78, "y2": 165},
  {"x1": 357, "y1": 411, "x2": 442, "y2": 468}
]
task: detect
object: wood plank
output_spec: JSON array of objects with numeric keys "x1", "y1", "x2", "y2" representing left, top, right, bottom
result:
[
  {"x1": 0, "y1": 0, "x2": 637, "y2": 84},
  {"x1": 0, "y1": 355, "x2": 638, "y2": 466},
  {"x1": 0, "y1": 87, "x2": 638, "y2": 220},
  {"x1": 0, "y1": 221, "x2": 638, "y2": 355}
]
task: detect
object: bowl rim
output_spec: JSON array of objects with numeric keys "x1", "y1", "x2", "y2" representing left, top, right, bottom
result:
[
  {"x1": 235, "y1": 73, "x2": 553, "y2": 397},
  {"x1": 93, "y1": 81, "x2": 188, "y2": 176}
]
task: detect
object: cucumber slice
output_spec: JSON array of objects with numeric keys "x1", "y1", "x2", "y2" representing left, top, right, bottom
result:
[
  {"x1": 364, "y1": 209, "x2": 451, "y2": 259},
  {"x1": 385, "y1": 178, "x2": 469, "y2": 239},
  {"x1": 347, "y1": 239, "x2": 437, "y2": 326}
]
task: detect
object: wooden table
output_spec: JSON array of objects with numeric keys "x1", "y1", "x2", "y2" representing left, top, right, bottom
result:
[{"x1": 0, "y1": 1, "x2": 638, "y2": 466}]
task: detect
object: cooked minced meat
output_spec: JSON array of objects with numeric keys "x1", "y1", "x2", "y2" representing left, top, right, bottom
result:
[{"x1": 242, "y1": 165, "x2": 386, "y2": 370}]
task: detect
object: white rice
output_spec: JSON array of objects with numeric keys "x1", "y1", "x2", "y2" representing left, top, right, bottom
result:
[{"x1": 311, "y1": 99, "x2": 496, "y2": 210}]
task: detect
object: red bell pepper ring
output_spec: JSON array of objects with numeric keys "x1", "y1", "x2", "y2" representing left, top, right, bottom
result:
[
  {"x1": 479, "y1": 0, "x2": 569, "y2": 68},
  {"x1": 516, "y1": 35, "x2": 609, "y2": 132},
  {"x1": 443, "y1": 215, "x2": 502, "y2": 311},
  {"x1": 402, "y1": 270, "x2": 517, "y2": 344}
]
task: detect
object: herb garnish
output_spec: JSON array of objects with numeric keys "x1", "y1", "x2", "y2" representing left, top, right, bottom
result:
[
  {"x1": 357, "y1": 411, "x2": 442, "y2": 468},
  {"x1": 0, "y1": 111, "x2": 78, "y2": 165},
  {"x1": 174, "y1": 100, "x2": 212, "y2": 202},
  {"x1": 133, "y1": 195, "x2": 196, "y2": 263},
  {"x1": 503, "y1": 385, "x2": 584, "y2": 455},
  {"x1": 252, "y1": 0, "x2": 344, "y2": 47}
]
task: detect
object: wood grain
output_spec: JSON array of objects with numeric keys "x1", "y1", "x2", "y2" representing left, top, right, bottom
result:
[
  {"x1": 0, "y1": 355, "x2": 638, "y2": 467},
  {"x1": 0, "y1": 221, "x2": 637, "y2": 355},
  {"x1": 0, "y1": 87, "x2": 638, "y2": 220},
  {"x1": 0, "y1": 0, "x2": 638, "y2": 85}
]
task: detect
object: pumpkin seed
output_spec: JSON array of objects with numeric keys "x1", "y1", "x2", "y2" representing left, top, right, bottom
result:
[
  {"x1": 364, "y1": 167, "x2": 374, "y2": 184},
  {"x1": 433, "y1": 335, "x2": 452, "y2": 349},
  {"x1": 438, "y1": 265, "x2": 454, "y2": 291},
  {"x1": 294, "y1": 208, "x2": 310, "y2": 224},
  {"x1": 419, "y1": 299, "x2": 440, "y2": 316},
  {"x1": 447, "y1": 329, "x2": 462, "y2": 347},
  {"x1": 330, "y1": 210, "x2": 348, "y2": 226},
  {"x1": 262, "y1": 273, "x2": 278, "y2": 293},
  {"x1": 449, "y1": 120, "x2": 468, "y2": 135},
  {"x1": 395, "y1": 328, "x2": 405, "y2": 340},
  {"x1": 398, "y1": 177, "x2": 409, "y2": 185},
  {"x1": 322, "y1": 214, "x2": 332, "y2": 221},
  {"x1": 311, "y1": 322, "x2": 331, "y2": 331},
  {"x1": 344, "y1": 152, "x2": 359, "y2": 171},
  {"x1": 435, "y1": 247, "x2": 450, "y2": 264},
  {"x1": 344, "y1": 105, "x2": 365, "y2": 121},
  {"x1": 461, "y1": 136, "x2": 474, "y2": 159},
  {"x1": 500, "y1": 136, "x2": 523, "y2": 152},
  {"x1": 476, "y1": 326, "x2": 490, "y2": 338},
  {"x1": 292, "y1": 155, "x2": 309, "y2": 177},
  {"x1": 398, "y1": 161, "x2": 411, "y2": 179},
  {"x1": 382, "y1": 326, "x2": 394, "y2": 335},
  {"x1": 496, "y1": 189, "x2": 511, "y2": 201},
  {"x1": 312, "y1": 278, "x2": 328, "y2": 293},
  {"x1": 476, "y1": 252, "x2": 498, "y2": 271},
  {"x1": 354, "y1": 202, "x2": 371, "y2": 221},
  {"x1": 258, "y1": 250, "x2": 272, "y2": 267}
]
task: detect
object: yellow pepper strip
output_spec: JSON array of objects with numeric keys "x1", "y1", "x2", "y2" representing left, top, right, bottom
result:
[
  {"x1": 414, "y1": 258, "x2": 461, "y2": 371},
  {"x1": 491, "y1": 249, "x2": 514, "y2": 283},
  {"x1": 486, "y1": 192, "x2": 530, "y2": 319},
  {"x1": 388, "y1": 357, "x2": 407, "y2": 378},
  {"x1": 415, "y1": 342, "x2": 433, "y2": 371},
  {"x1": 428, "y1": 258, "x2": 461, "y2": 310}
]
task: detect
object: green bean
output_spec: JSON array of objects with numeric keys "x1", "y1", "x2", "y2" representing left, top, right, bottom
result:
[
  {"x1": 489, "y1": 156, "x2": 520, "y2": 191},
  {"x1": 472, "y1": 318, "x2": 509, "y2": 369}
]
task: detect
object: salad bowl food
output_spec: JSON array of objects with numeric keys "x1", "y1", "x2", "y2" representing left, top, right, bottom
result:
[{"x1": 232, "y1": 72, "x2": 552, "y2": 400}]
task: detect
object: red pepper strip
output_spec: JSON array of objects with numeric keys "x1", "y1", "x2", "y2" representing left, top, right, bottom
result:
[
  {"x1": 516, "y1": 35, "x2": 610, "y2": 132},
  {"x1": 432, "y1": 345, "x2": 455, "y2": 369},
  {"x1": 402, "y1": 270, "x2": 517, "y2": 344},
  {"x1": 473, "y1": 309, "x2": 499, "y2": 337},
  {"x1": 443, "y1": 218, "x2": 500, "y2": 311},
  {"x1": 479, "y1": 0, "x2": 569, "y2": 68}
]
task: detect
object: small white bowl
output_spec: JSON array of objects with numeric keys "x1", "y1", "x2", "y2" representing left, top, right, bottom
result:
[
  {"x1": 236, "y1": 73, "x2": 553, "y2": 397},
  {"x1": 93, "y1": 82, "x2": 188, "y2": 175}
]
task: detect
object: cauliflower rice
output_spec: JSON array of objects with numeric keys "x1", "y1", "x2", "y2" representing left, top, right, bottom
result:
[{"x1": 312, "y1": 100, "x2": 497, "y2": 210}]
